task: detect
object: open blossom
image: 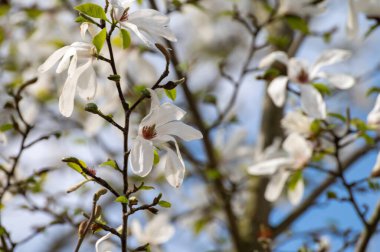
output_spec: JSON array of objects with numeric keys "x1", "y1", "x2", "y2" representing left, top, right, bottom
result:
[
  {"x1": 110, "y1": 0, "x2": 177, "y2": 47},
  {"x1": 278, "y1": 0, "x2": 326, "y2": 17},
  {"x1": 347, "y1": 0, "x2": 380, "y2": 38},
  {"x1": 259, "y1": 50, "x2": 355, "y2": 119},
  {"x1": 281, "y1": 110, "x2": 313, "y2": 137},
  {"x1": 367, "y1": 94, "x2": 380, "y2": 128},
  {"x1": 38, "y1": 42, "x2": 97, "y2": 117},
  {"x1": 248, "y1": 133, "x2": 313, "y2": 205},
  {"x1": 129, "y1": 89, "x2": 202, "y2": 187},
  {"x1": 131, "y1": 214, "x2": 175, "y2": 246}
]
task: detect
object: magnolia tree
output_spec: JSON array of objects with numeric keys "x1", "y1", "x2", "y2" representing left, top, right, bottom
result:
[{"x1": 1, "y1": 0, "x2": 380, "y2": 251}]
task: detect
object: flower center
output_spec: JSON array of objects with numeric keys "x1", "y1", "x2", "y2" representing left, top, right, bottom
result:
[
  {"x1": 142, "y1": 125, "x2": 157, "y2": 140},
  {"x1": 297, "y1": 69, "x2": 309, "y2": 84},
  {"x1": 119, "y1": 8, "x2": 129, "y2": 22}
]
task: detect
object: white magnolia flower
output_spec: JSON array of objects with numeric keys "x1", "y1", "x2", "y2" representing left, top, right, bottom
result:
[
  {"x1": 248, "y1": 133, "x2": 313, "y2": 205},
  {"x1": 367, "y1": 94, "x2": 380, "y2": 128},
  {"x1": 129, "y1": 89, "x2": 203, "y2": 187},
  {"x1": 281, "y1": 110, "x2": 313, "y2": 137},
  {"x1": 278, "y1": 0, "x2": 326, "y2": 17},
  {"x1": 347, "y1": 0, "x2": 380, "y2": 38},
  {"x1": 259, "y1": 50, "x2": 355, "y2": 119},
  {"x1": 38, "y1": 42, "x2": 97, "y2": 117},
  {"x1": 131, "y1": 214, "x2": 175, "y2": 246},
  {"x1": 110, "y1": 0, "x2": 177, "y2": 47}
]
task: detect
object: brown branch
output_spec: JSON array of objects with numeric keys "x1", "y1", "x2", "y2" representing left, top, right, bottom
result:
[{"x1": 355, "y1": 201, "x2": 380, "y2": 252}]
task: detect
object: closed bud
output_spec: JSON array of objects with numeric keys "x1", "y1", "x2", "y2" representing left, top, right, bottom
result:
[
  {"x1": 94, "y1": 189, "x2": 108, "y2": 201},
  {"x1": 153, "y1": 193, "x2": 162, "y2": 204},
  {"x1": 85, "y1": 103, "x2": 99, "y2": 113},
  {"x1": 108, "y1": 74, "x2": 121, "y2": 82},
  {"x1": 147, "y1": 207, "x2": 159, "y2": 214},
  {"x1": 94, "y1": 205, "x2": 102, "y2": 218},
  {"x1": 78, "y1": 221, "x2": 88, "y2": 238},
  {"x1": 129, "y1": 196, "x2": 138, "y2": 206}
]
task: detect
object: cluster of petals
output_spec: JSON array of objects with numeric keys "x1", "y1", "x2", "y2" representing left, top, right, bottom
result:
[
  {"x1": 248, "y1": 133, "x2": 313, "y2": 205},
  {"x1": 347, "y1": 0, "x2": 380, "y2": 38},
  {"x1": 95, "y1": 214, "x2": 174, "y2": 252},
  {"x1": 259, "y1": 49, "x2": 355, "y2": 119},
  {"x1": 110, "y1": 0, "x2": 177, "y2": 47},
  {"x1": 129, "y1": 89, "x2": 203, "y2": 188},
  {"x1": 278, "y1": 0, "x2": 326, "y2": 17},
  {"x1": 38, "y1": 42, "x2": 97, "y2": 117}
]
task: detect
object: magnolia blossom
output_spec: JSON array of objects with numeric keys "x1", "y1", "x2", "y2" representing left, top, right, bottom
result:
[
  {"x1": 281, "y1": 110, "x2": 313, "y2": 137},
  {"x1": 278, "y1": 0, "x2": 326, "y2": 17},
  {"x1": 129, "y1": 89, "x2": 202, "y2": 187},
  {"x1": 248, "y1": 133, "x2": 313, "y2": 205},
  {"x1": 38, "y1": 42, "x2": 97, "y2": 117},
  {"x1": 259, "y1": 50, "x2": 355, "y2": 119},
  {"x1": 110, "y1": 0, "x2": 177, "y2": 47},
  {"x1": 367, "y1": 94, "x2": 380, "y2": 127},
  {"x1": 347, "y1": 0, "x2": 380, "y2": 38},
  {"x1": 131, "y1": 214, "x2": 175, "y2": 246}
]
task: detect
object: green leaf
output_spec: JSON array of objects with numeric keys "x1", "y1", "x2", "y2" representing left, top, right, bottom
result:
[
  {"x1": 205, "y1": 170, "x2": 221, "y2": 180},
  {"x1": 288, "y1": 170, "x2": 302, "y2": 191},
  {"x1": 203, "y1": 94, "x2": 217, "y2": 105},
  {"x1": 74, "y1": 3, "x2": 107, "y2": 21},
  {"x1": 120, "y1": 29, "x2": 131, "y2": 49},
  {"x1": 165, "y1": 89, "x2": 177, "y2": 101},
  {"x1": 328, "y1": 113, "x2": 346, "y2": 122},
  {"x1": 75, "y1": 16, "x2": 88, "y2": 23},
  {"x1": 285, "y1": 15, "x2": 309, "y2": 34},
  {"x1": 62, "y1": 157, "x2": 87, "y2": 176},
  {"x1": 326, "y1": 191, "x2": 337, "y2": 199},
  {"x1": 310, "y1": 119, "x2": 321, "y2": 134},
  {"x1": 153, "y1": 149, "x2": 160, "y2": 165},
  {"x1": 193, "y1": 218, "x2": 208, "y2": 235},
  {"x1": 0, "y1": 5, "x2": 10, "y2": 17},
  {"x1": 92, "y1": 28, "x2": 107, "y2": 53},
  {"x1": 0, "y1": 123, "x2": 12, "y2": 132},
  {"x1": 366, "y1": 86, "x2": 380, "y2": 97},
  {"x1": 100, "y1": 160, "x2": 117, "y2": 170},
  {"x1": 115, "y1": 196, "x2": 129, "y2": 204},
  {"x1": 158, "y1": 200, "x2": 171, "y2": 208},
  {"x1": 312, "y1": 83, "x2": 331, "y2": 96},
  {"x1": 365, "y1": 22, "x2": 380, "y2": 38},
  {"x1": 141, "y1": 185, "x2": 155, "y2": 190}
]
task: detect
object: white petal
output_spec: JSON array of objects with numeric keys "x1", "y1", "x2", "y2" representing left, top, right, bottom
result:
[
  {"x1": 129, "y1": 137, "x2": 154, "y2": 177},
  {"x1": 58, "y1": 60, "x2": 93, "y2": 117},
  {"x1": 162, "y1": 146, "x2": 185, "y2": 188},
  {"x1": 367, "y1": 94, "x2": 380, "y2": 126},
  {"x1": 346, "y1": 0, "x2": 359, "y2": 39},
  {"x1": 38, "y1": 46, "x2": 69, "y2": 73},
  {"x1": 140, "y1": 103, "x2": 186, "y2": 129},
  {"x1": 288, "y1": 177, "x2": 304, "y2": 205},
  {"x1": 325, "y1": 73, "x2": 355, "y2": 89},
  {"x1": 300, "y1": 85, "x2": 327, "y2": 119},
  {"x1": 131, "y1": 219, "x2": 146, "y2": 244},
  {"x1": 311, "y1": 50, "x2": 351, "y2": 78},
  {"x1": 56, "y1": 47, "x2": 77, "y2": 74},
  {"x1": 128, "y1": 9, "x2": 177, "y2": 42},
  {"x1": 145, "y1": 214, "x2": 175, "y2": 245},
  {"x1": 80, "y1": 23, "x2": 89, "y2": 40},
  {"x1": 265, "y1": 168, "x2": 290, "y2": 202},
  {"x1": 156, "y1": 121, "x2": 202, "y2": 141},
  {"x1": 147, "y1": 88, "x2": 160, "y2": 110},
  {"x1": 283, "y1": 133, "x2": 312, "y2": 167},
  {"x1": 267, "y1": 76, "x2": 288, "y2": 107},
  {"x1": 259, "y1": 51, "x2": 289, "y2": 68},
  {"x1": 95, "y1": 232, "x2": 113, "y2": 252},
  {"x1": 77, "y1": 60, "x2": 97, "y2": 100},
  {"x1": 247, "y1": 158, "x2": 292, "y2": 176},
  {"x1": 122, "y1": 21, "x2": 153, "y2": 47}
]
